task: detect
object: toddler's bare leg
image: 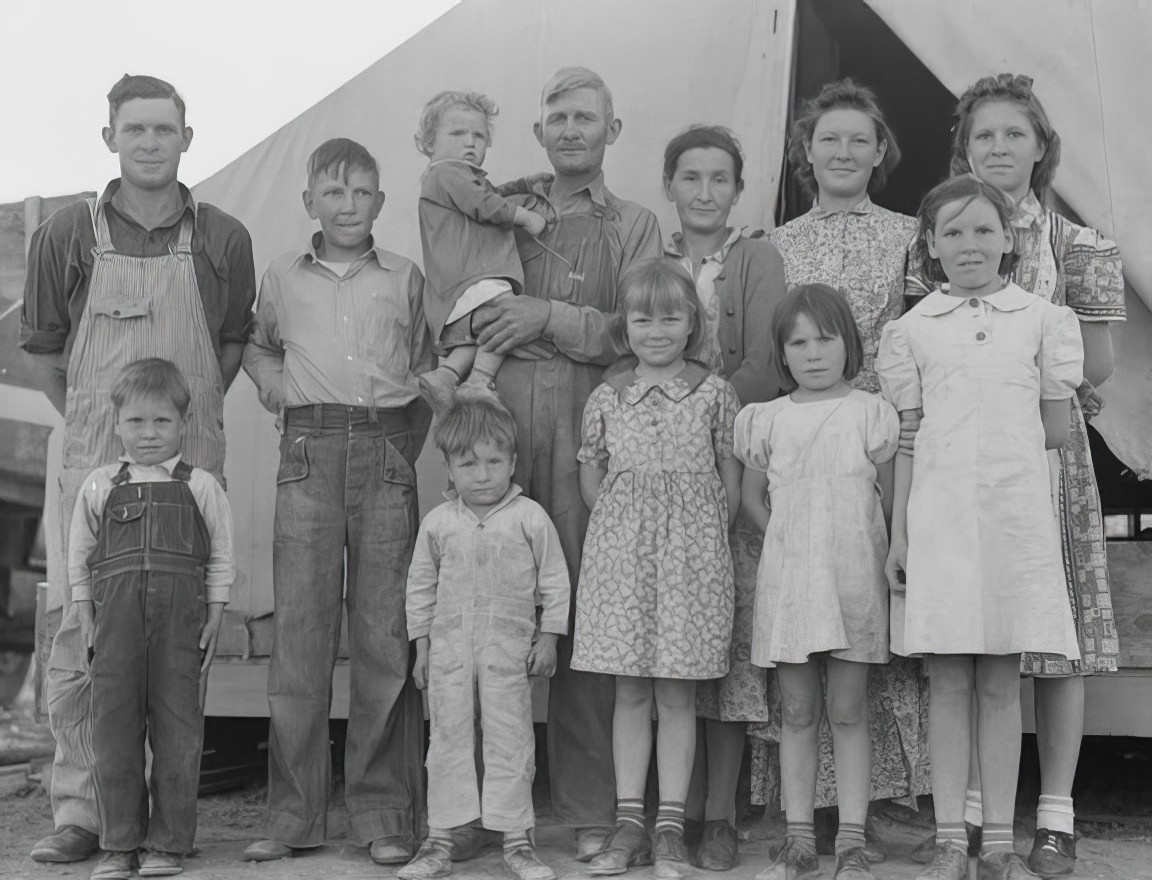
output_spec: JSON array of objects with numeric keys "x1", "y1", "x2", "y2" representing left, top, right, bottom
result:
[
  {"x1": 418, "y1": 339, "x2": 475, "y2": 416},
  {"x1": 456, "y1": 348, "x2": 505, "y2": 405}
]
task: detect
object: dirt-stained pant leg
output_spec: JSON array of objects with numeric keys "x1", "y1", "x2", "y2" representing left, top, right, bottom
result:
[
  {"x1": 499, "y1": 355, "x2": 616, "y2": 829},
  {"x1": 44, "y1": 467, "x2": 98, "y2": 834},
  {"x1": 266, "y1": 424, "x2": 422, "y2": 848}
]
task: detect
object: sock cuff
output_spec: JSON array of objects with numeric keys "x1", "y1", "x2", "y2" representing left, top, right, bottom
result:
[
  {"x1": 786, "y1": 820, "x2": 817, "y2": 844},
  {"x1": 655, "y1": 801, "x2": 686, "y2": 834},
  {"x1": 964, "y1": 788, "x2": 984, "y2": 826},
  {"x1": 1037, "y1": 795, "x2": 1076, "y2": 835},
  {"x1": 617, "y1": 798, "x2": 645, "y2": 829},
  {"x1": 835, "y1": 822, "x2": 867, "y2": 855},
  {"x1": 936, "y1": 821, "x2": 967, "y2": 845},
  {"x1": 981, "y1": 822, "x2": 1014, "y2": 854}
]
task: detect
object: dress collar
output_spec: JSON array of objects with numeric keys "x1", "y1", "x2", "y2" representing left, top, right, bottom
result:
[
  {"x1": 1012, "y1": 190, "x2": 1045, "y2": 230},
  {"x1": 665, "y1": 226, "x2": 754, "y2": 263},
  {"x1": 606, "y1": 361, "x2": 711, "y2": 405},
  {"x1": 810, "y1": 195, "x2": 873, "y2": 220},
  {"x1": 915, "y1": 282, "x2": 1035, "y2": 316}
]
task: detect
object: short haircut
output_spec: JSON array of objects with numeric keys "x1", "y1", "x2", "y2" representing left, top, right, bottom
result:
[
  {"x1": 787, "y1": 78, "x2": 901, "y2": 198},
  {"x1": 107, "y1": 74, "x2": 186, "y2": 128},
  {"x1": 434, "y1": 399, "x2": 518, "y2": 460},
  {"x1": 306, "y1": 138, "x2": 380, "y2": 189},
  {"x1": 771, "y1": 284, "x2": 864, "y2": 392},
  {"x1": 614, "y1": 257, "x2": 704, "y2": 361},
  {"x1": 663, "y1": 125, "x2": 745, "y2": 188},
  {"x1": 912, "y1": 175, "x2": 1018, "y2": 286},
  {"x1": 949, "y1": 73, "x2": 1062, "y2": 205},
  {"x1": 541, "y1": 66, "x2": 614, "y2": 122},
  {"x1": 110, "y1": 358, "x2": 192, "y2": 416},
  {"x1": 414, "y1": 90, "x2": 499, "y2": 157}
]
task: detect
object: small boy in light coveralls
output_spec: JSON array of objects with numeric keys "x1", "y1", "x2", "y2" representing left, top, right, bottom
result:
[
  {"x1": 402, "y1": 400, "x2": 570, "y2": 880},
  {"x1": 70, "y1": 358, "x2": 234, "y2": 879}
]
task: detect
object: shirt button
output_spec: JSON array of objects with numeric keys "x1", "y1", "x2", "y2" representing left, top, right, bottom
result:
[
  {"x1": 347, "y1": 355, "x2": 353, "y2": 360},
  {"x1": 976, "y1": 332, "x2": 986, "y2": 341},
  {"x1": 969, "y1": 298, "x2": 979, "y2": 307}
]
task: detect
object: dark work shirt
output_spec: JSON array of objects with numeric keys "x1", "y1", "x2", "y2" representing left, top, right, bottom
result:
[{"x1": 20, "y1": 179, "x2": 256, "y2": 360}]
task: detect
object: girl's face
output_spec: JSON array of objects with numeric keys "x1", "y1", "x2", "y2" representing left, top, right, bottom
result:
[
  {"x1": 626, "y1": 307, "x2": 692, "y2": 370},
  {"x1": 805, "y1": 108, "x2": 886, "y2": 205},
  {"x1": 927, "y1": 196, "x2": 1013, "y2": 296},
  {"x1": 783, "y1": 312, "x2": 848, "y2": 395},
  {"x1": 966, "y1": 99, "x2": 1045, "y2": 203},
  {"x1": 430, "y1": 106, "x2": 490, "y2": 166},
  {"x1": 664, "y1": 147, "x2": 742, "y2": 238}
]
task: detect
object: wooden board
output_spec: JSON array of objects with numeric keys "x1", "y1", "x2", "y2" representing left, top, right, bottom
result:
[{"x1": 1107, "y1": 542, "x2": 1152, "y2": 668}]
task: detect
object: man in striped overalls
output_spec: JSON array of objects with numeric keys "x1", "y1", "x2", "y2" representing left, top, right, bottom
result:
[{"x1": 20, "y1": 74, "x2": 255, "y2": 865}]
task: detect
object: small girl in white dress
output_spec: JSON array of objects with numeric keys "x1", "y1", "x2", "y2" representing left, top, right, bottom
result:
[
  {"x1": 877, "y1": 175, "x2": 1083, "y2": 880},
  {"x1": 734, "y1": 283, "x2": 899, "y2": 879}
]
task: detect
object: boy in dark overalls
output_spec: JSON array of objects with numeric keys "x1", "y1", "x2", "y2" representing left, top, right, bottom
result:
[{"x1": 69, "y1": 358, "x2": 234, "y2": 880}]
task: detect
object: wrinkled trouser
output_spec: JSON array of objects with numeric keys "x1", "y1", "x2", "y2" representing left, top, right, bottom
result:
[
  {"x1": 427, "y1": 613, "x2": 536, "y2": 832},
  {"x1": 44, "y1": 466, "x2": 100, "y2": 834},
  {"x1": 265, "y1": 416, "x2": 424, "y2": 847},
  {"x1": 497, "y1": 355, "x2": 616, "y2": 828},
  {"x1": 91, "y1": 571, "x2": 204, "y2": 853}
]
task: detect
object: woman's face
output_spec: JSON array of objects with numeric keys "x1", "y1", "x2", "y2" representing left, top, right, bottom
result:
[
  {"x1": 664, "y1": 146, "x2": 743, "y2": 238},
  {"x1": 805, "y1": 108, "x2": 886, "y2": 205},
  {"x1": 965, "y1": 99, "x2": 1046, "y2": 203}
]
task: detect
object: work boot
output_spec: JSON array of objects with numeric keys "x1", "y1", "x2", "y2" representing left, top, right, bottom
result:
[
  {"x1": 755, "y1": 836, "x2": 819, "y2": 880},
  {"x1": 915, "y1": 840, "x2": 968, "y2": 880},
  {"x1": 30, "y1": 825, "x2": 100, "y2": 863},
  {"x1": 977, "y1": 851, "x2": 1041, "y2": 880},
  {"x1": 586, "y1": 821, "x2": 653, "y2": 876},
  {"x1": 1027, "y1": 828, "x2": 1075, "y2": 877}
]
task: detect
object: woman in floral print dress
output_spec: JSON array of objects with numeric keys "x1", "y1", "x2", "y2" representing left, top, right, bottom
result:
[{"x1": 757, "y1": 79, "x2": 928, "y2": 814}]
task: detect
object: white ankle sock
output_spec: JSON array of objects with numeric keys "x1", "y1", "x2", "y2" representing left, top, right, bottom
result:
[{"x1": 1037, "y1": 795, "x2": 1075, "y2": 835}]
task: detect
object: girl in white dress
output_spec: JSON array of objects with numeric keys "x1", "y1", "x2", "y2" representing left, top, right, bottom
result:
[
  {"x1": 734, "y1": 283, "x2": 899, "y2": 880},
  {"x1": 878, "y1": 175, "x2": 1083, "y2": 880}
]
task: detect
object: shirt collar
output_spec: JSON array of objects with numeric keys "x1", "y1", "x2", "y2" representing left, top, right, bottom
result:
[
  {"x1": 1012, "y1": 190, "x2": 1045, "y2": 230},
  {"x1": 296, "y1": 233, "x2": 406, "y2": 271},
  {"x1": 101, "y1": 178, "x2": 198, "y2": 224},
  {"x1": 664, "y1": 226, "x2": 749, "y2": 263},
  {"x1": 915, "y1": 282, "x2": 1035, "y2": 316},
  {"x1": 606, "y1": 361, "x2": 711, "y2": 405},
  {"x1": 118, "y1": 453, "x2": 183, "y2": 474},
  {"x1": 423, "y1": 158, "x2": 488, "y2": 178},
  {"x1": 810, "y1": 195, "x2": 873, "y2": 220},
  {"x1": 444, "y1": 482, "x2": 524, "y2": 521},
  {"x1": 530, "y1": 170, "x2": 608, "y2": 208}
]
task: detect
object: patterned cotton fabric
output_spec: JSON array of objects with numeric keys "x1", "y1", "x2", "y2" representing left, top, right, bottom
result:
[{"x1": 571, "y1": 365, "x2": 739, "y2": 679}]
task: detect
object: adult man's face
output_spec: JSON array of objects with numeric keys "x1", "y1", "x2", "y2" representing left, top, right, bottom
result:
[
  {"x1": 534, "y1": 87, "x2": 621, "y2": 178},
  {"x1": 102, "y1": 98, "x2": 192, "y2": 191}
]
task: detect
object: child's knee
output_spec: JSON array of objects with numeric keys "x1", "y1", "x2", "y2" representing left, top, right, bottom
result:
[
  {"x1": 615, "y1": 677, "x2": 654, "y2": 712},
  {"x1": 654, "y1": 679, "x2": 695, "y2": 714},
  {"x1": 928, "y1": 656, "x2": 975, "y2": 697},
  {"x1": 781, "y1": 695, "x2": 821, "y2": 731},
  {"x1": 825, "y1": 691, "x2": 867, "y2": 727}
]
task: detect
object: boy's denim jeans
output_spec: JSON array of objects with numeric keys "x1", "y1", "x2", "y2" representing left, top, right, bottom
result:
[{"x1": 265, "y1": 408, "x2": 425, "y2": 848}]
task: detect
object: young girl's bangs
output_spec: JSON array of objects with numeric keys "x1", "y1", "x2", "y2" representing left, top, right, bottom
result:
[
  {"x1": 619, "y1": 268, "x2": 697, "y2": 321},
  {"x1": 772, "y1": 283, "x2": 864, "y2": 389}
]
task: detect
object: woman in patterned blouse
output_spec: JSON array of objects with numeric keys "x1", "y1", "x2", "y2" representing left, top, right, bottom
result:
[
  {"x1": 908, "y1": 73, "x2": 1126, "y2": 878},
  {"x1": 756, "y1": 79, "x2": 929, "y2": 828}
]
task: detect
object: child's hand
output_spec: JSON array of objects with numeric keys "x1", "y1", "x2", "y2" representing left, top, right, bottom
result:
[
  {"x1": 75, "y1": 600, "x2": 95, "y2": 665},
  {"x1": 514, "y1": 207, "x2": 548, "y2": 237},
  {"x1": 885, "y1": 533, "x2": 908, "y2": 595},
  {"x1": 527, "y1": 633, "x2": 559, "y2": 678},
  {"x1": 413, "y1": 637, "x2": 430, "y2": 690}
]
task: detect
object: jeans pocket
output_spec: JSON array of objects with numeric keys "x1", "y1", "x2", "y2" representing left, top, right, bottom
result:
[{"x1": 277, "y1": 434, "x2": 310, "y2": 485}]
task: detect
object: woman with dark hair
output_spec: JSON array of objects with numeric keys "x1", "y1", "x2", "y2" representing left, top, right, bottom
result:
[
  {"x1": 660, "y1": 124, "x2": 787, "y2": 871},
  {"x1": 760, "y1": 78, "x2": 927, "y2": 878},
  {"x1": 909, "y1": 73, "x2": 1125, "y2": 878}
]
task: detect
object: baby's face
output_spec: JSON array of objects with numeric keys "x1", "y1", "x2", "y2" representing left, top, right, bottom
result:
[{"x1": 430, "y1": 106, "x2": 490, "y2": 166}]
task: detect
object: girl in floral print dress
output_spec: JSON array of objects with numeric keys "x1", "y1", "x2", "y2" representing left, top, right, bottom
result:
[{"x1": 571, "y1": 258, "x2": 741, "y2": 880}]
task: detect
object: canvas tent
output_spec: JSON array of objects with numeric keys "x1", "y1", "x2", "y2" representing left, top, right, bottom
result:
[{"x1": 180, "y1": 0, "x2": 1152, "y2": 720}]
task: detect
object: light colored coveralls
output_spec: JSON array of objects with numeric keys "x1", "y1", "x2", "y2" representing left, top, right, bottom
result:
[{"x1": 406, "y1": 485, "x2": 570, "y2": 832}]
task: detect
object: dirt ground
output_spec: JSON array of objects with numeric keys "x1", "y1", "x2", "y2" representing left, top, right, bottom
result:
[{"x1": 2, "y1": 677, "x2": 1152, "y2": 880}]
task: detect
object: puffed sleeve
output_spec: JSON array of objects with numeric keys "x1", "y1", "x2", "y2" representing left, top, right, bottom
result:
[
  {"x1": 903, "y1": 234, "x2": 933, "y2": 300},
  {"x1": 577, "y1": 384, "x2": 611, "y2": 465},
  {"x1": 1039, "y1": 302, "x2": 1085, "y2": 400},
  {"x1": 732, "y1": 403, "x2": 772, "y2": 471},
  {"x1": 711, "y1": 378, "x2": 740, "y2": 460},
  {"x1": 1061, "y1": 225, "x2": 1125, "y2": 323},
  {"x1": 875, "y1": 318, "x2": 922, "y2": 412},
  {"x1": 865, "y1": 394, "x2": 901, "y2": 464}
]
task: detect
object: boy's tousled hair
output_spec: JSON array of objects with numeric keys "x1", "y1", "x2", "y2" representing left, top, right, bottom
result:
[
  {"x1": 912, "y1": 175, "x2": 1018, "y2": 286},
  {"x1": 541, "y1": 66, "x2": 614, "y2": 122},
  {"x1": 949, "y1": 73, "x2": 1061, "y2": 205},
  {"x1": 434, "y1": 399, "x2": 518, "y2": 460},
  {"x1": 307, "y1": 138, "x2": 380, "y2": 188},
  {"x1": 414, "y1": 91, "x2": 499, "y2": 158},
  {"x1": 108, "y1": 74, "x2": 186, "y2": 128},
  {"x1": 110, "y1": 358, "x2": 192, "y2": 416},
  {"x1": 663, "y1": 124, "x2": 745, "y2": 188},
  {"x1": 771, "y1": 284, "x2": 864, "y2": 392},
  {"x1": 613, "y1": 258, "x2": 704, "y2": 361},
  {"x1": 787, "y1": 78, "x2": 901, "y2": 198}
]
